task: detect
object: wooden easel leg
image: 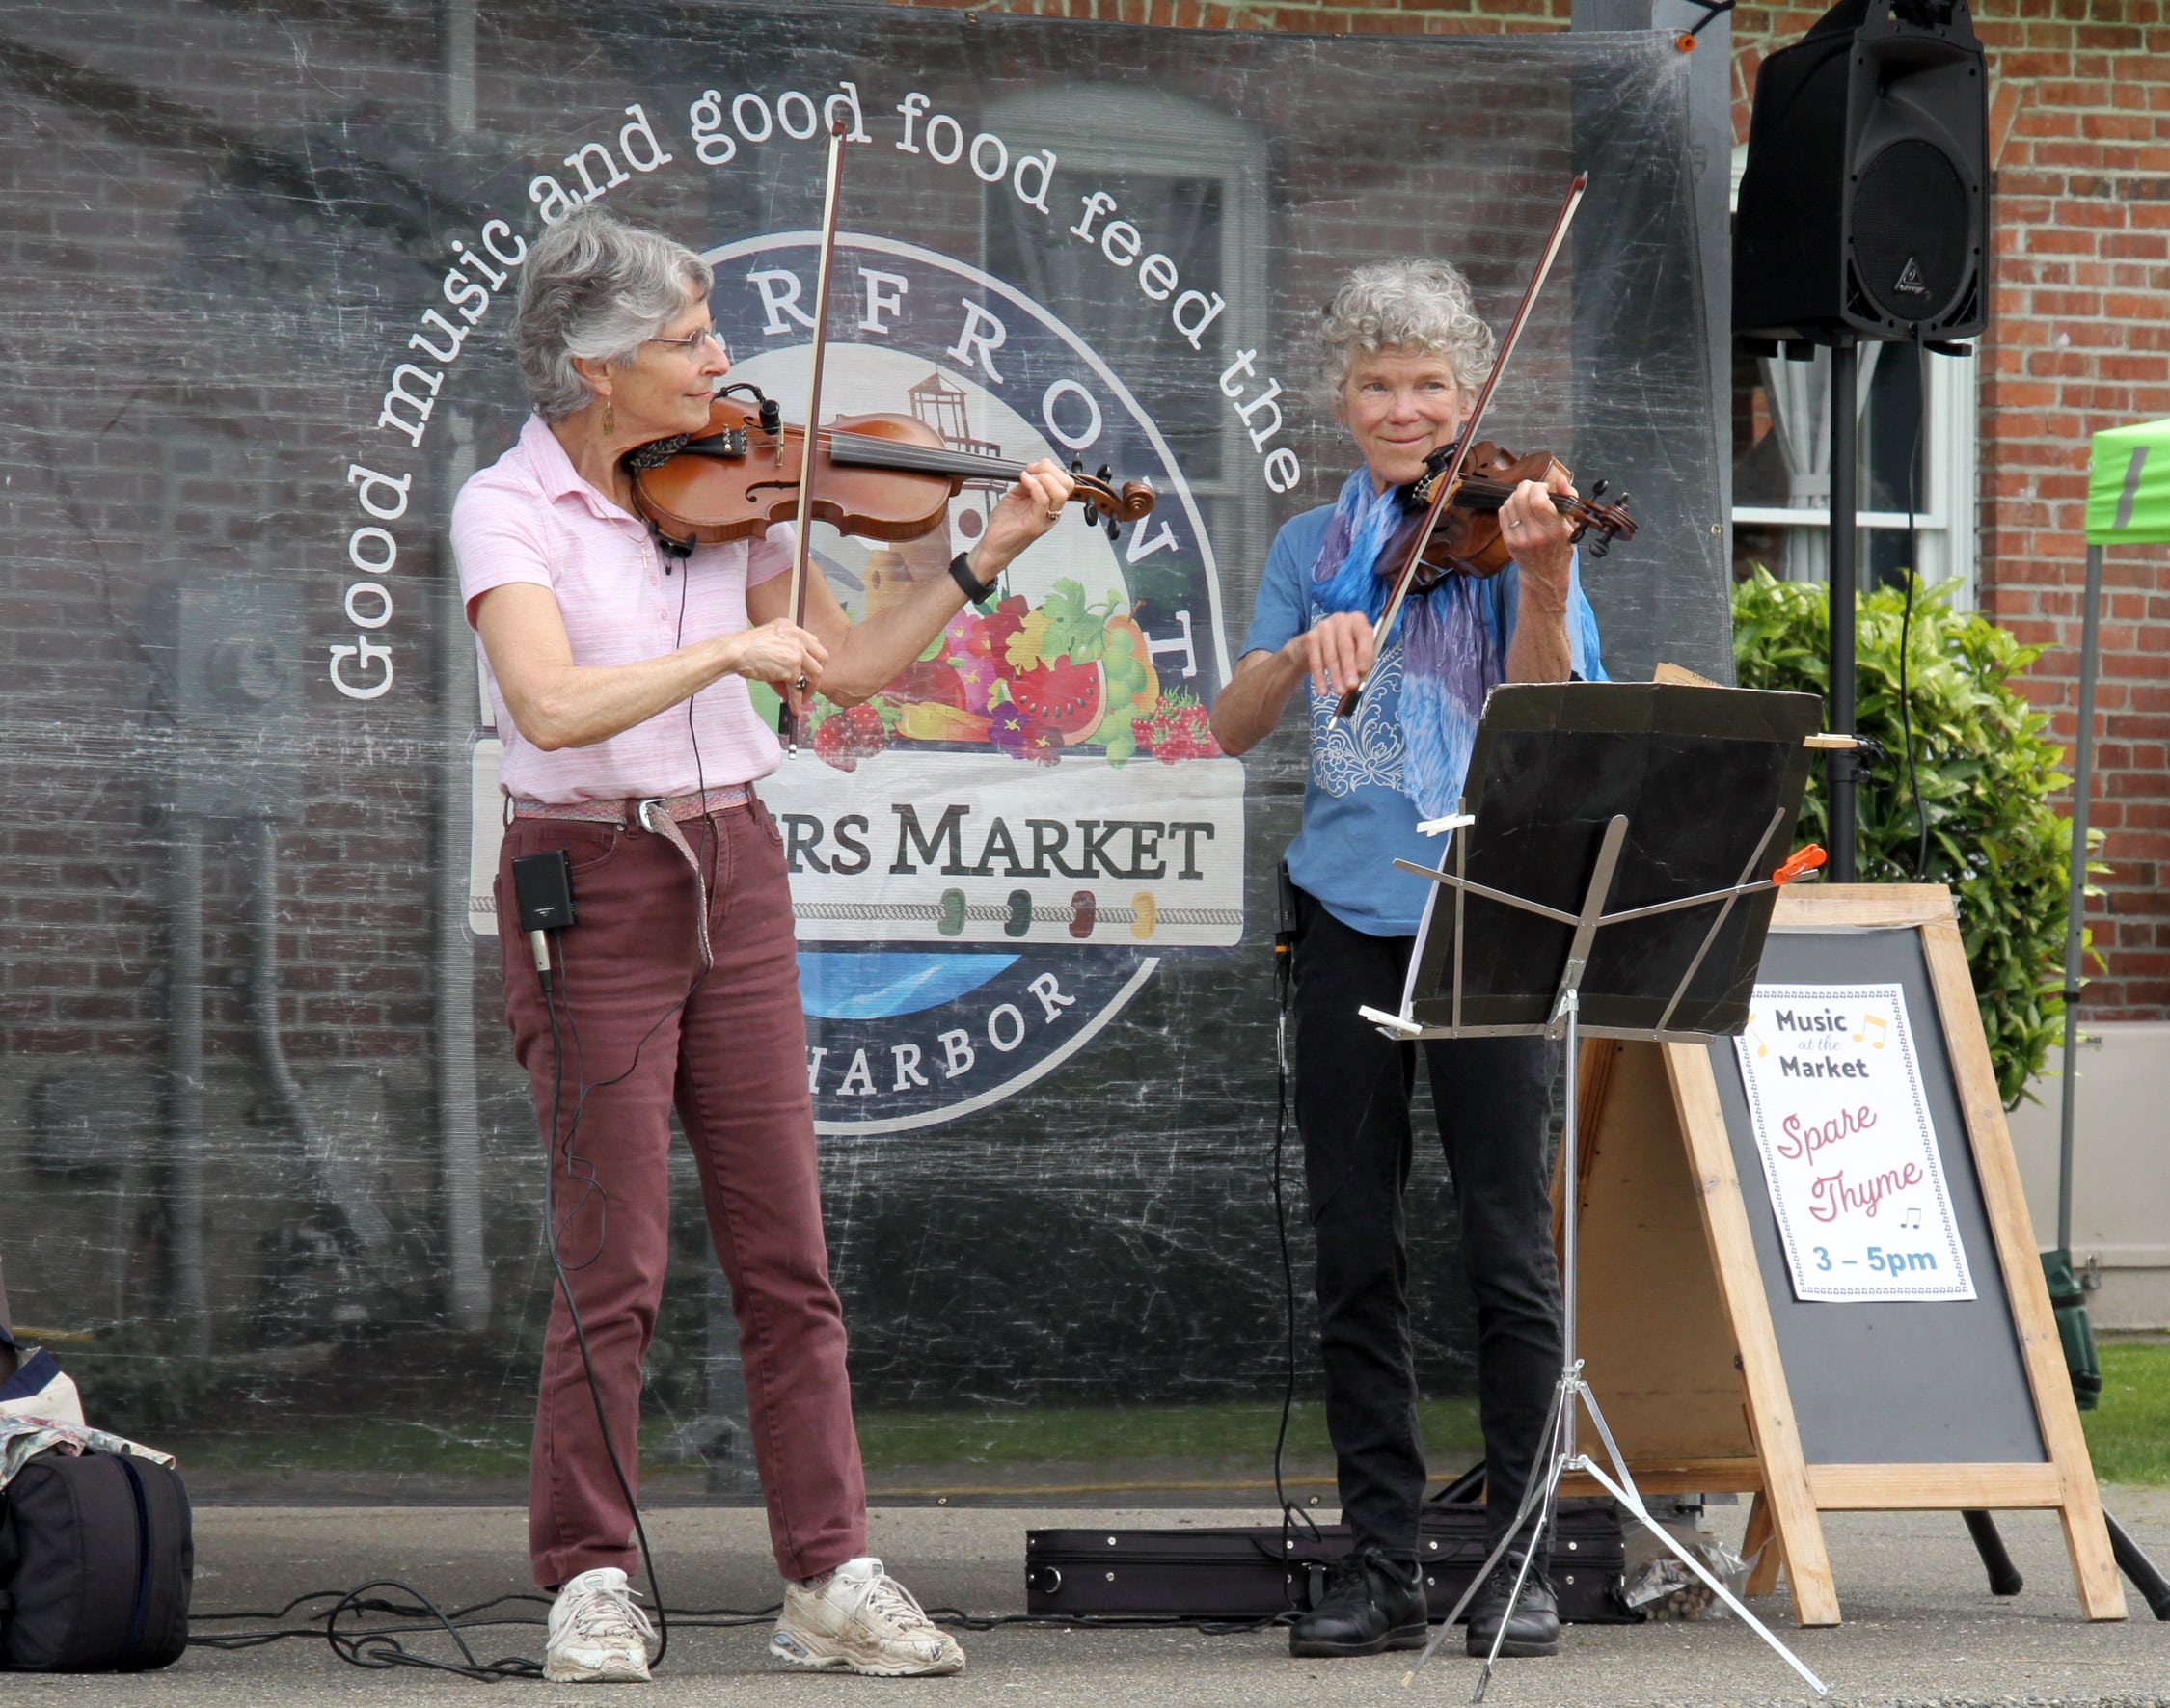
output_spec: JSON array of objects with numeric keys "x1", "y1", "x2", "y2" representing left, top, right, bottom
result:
[
  {"x1": 1664, "y1": 1043, "x2": 1841, "y2": 1627},
  {"x1": 2057, "y1": 1479, "x2": 2130, "y2": 1620},
  {"x1": 1742, "y1": 1492, "x2": 1782, "y2": 1598},
  {"x1": 1761, "y1": 1486, "x2": 1838, "y2": 1625}
]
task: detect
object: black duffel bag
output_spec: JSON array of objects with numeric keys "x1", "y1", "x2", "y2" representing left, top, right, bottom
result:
[{"x1": 0, "y1": 1449, "x2": 193, "y2": 1671}]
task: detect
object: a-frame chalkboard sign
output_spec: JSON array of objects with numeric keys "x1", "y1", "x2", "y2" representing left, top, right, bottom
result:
[{"x1": 1556, "y1": 883, "x2": 2126, "y2": 1625}]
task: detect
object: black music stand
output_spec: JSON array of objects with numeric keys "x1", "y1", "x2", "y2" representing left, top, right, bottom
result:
[{"x1": 1356, "y1": 681, "x2": 1831, "y2": 1700}]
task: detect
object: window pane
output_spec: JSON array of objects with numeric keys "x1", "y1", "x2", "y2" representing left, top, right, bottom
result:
[
  {"x1": 1731, "y1": 340, "x2": 1929, "y2": 587},
  {"x1": 1862, "y1": 342, "x2": 1925, "y2": 517},
  {"x1": 985, "y1": 173, "x2": 1228, "y2": 483},
  {"x1": 1732, "y1": 347, "x2": 1794, "y2": 508}
]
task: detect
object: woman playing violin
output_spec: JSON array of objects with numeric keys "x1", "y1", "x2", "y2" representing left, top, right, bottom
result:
[
  {"x1": 1209, "y1": 258, "x2": 1606, "y2": 1665},
  {"x1": 451, "y1": 204, "x2": 1072, "y2": 1683}
]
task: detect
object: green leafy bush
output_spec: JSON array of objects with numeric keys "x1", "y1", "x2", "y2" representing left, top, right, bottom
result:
[{"x1": 1732, "y1": 568, "x2": 2089, "y2": 1107}]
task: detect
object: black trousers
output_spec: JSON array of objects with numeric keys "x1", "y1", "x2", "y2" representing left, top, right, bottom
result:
[{"x1": 1291, "y1": 887, "x2": 1563, "y2": 1564}]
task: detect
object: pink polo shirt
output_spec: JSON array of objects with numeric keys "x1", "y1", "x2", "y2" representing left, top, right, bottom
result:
[{"x1": 451, "y1": 414, "x2": 794, "y2": 804}]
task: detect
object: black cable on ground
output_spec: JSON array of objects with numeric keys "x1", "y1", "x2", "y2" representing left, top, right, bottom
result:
[
  {"x1": 252, "y1": 947, "x2": 689, "y2": 1682},
  {"x1": 187, "y1": 1592, "x2": 1285, "y2": 1662}
]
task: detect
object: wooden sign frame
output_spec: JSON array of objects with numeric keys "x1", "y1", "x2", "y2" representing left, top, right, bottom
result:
[{"x1": 1552, "y1": 883, "x2": 2124, "y2": 1625}]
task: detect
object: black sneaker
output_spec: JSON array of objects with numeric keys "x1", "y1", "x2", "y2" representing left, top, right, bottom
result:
[
  {"x1": 1463, "y1": 1559, "x2": 1560, "y2": 1658},
  {"x1": 1288, "y1": 1548, "x2": 1428, "y2": 1658}
]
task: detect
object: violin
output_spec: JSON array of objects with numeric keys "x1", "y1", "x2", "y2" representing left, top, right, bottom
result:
[
  {"x1": 641, "y1": 119, "x2": 1153, "y2": 754},
  {"x1": 1335, "y1": 173, "x2": 1592, "y2": 718},
  {"x1": 1399, "y1": 438, "x2": 1638, "y2": 585},
  {"x1": 628, "y1": 393, "x2": 1157, "y2": 556}
]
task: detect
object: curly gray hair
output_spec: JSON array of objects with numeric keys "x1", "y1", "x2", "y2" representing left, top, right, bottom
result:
[
  {"x1": 1316, "y1": 258, "x2": 1496, "y2": 400},
  {"x1": 510, "y1": 204, "x2": 714, "y2": 421}
]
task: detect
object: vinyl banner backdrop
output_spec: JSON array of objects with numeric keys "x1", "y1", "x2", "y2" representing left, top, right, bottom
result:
[{"x1": 0, "y1": 2, "x2": 1720, "y2": 1495}]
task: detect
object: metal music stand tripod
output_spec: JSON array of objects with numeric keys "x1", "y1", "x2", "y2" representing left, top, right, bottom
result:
[{"x1": 1352, "y1": 681, "x2": 1831, "y2": 1701}]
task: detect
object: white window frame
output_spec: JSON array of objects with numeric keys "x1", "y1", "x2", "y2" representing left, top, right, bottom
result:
[{"x1": 980, "y1": 83, "x2": 1267, "y2": 524}]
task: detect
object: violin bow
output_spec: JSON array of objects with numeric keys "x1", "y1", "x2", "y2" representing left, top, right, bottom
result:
[
  {"x1": 778, "y1": 120, "x2": 852, "y2": 756},
  {"x1": 1334, "y1": 172, "x2": 1588, "y2": 720}
]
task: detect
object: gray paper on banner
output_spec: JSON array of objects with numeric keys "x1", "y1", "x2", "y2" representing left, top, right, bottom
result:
[{"x1": 1734, "y1": 984, "x2": 1976, "y2": 1303}]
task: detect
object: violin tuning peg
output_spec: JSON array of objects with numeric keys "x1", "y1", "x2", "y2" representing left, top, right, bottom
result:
[
  {"x1": 1590, "y1": 478, "x2": 1608, "y2": 499},
  {"x1": 1095, "y1": 464, "x2": 1112, "y2": 486},
  {"x1": 1105, "y1": 515, "x2": 1120, "y2": 542},
  {"x1": 1615, "y1": 491, "x2": 1630, "y2": 508},
  {"x1": 1071, "y1": 455, "x2": 1084, "y2": 475}
]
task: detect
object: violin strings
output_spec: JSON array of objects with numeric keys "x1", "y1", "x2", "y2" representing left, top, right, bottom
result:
[{"x1": 822, "y1": 430, "x2": 1033, "y2": 484}]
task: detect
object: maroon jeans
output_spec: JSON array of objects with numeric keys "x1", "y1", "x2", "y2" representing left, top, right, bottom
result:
[{"x1": 495, "y1": 797, "x2": 865, "y2": 1588}]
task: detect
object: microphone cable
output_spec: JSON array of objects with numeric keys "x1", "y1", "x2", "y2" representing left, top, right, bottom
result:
[{"x1": 1267, "y1": 864, "x2": 1325, "y2": 1603}]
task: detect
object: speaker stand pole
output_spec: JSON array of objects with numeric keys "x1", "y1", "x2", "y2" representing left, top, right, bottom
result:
[{"x1": 1828, "y1": 331, "x2": 1859, "y2": 882}]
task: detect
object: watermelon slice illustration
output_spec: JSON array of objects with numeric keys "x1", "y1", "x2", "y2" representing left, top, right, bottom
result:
[{"x1": 1006, "y1": 656, "x2": 1106, "y2": 739}]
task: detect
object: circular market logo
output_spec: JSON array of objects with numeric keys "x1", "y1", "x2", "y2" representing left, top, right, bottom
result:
[{"x1": 704, "y1": 232, "x2": 1245, "y2": 1136}]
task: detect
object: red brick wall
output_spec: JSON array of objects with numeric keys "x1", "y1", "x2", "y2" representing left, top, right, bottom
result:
[
  {"x1": 1725, "y1": 3, "x2": 2170, "y2": 1017},
  {"x1": 933, "y1": 0, "x2": 2170, "y2": 1021}
]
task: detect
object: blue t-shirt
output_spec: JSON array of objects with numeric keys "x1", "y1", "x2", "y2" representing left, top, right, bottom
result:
[{"x1": 1241, "y1": 503, "x2": 1607, "y2": 937}]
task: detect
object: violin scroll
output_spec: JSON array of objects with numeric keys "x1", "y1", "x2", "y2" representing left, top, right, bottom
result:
[{"x1": 1067, "y1": 457, "x2": 1155, "y2": 541}]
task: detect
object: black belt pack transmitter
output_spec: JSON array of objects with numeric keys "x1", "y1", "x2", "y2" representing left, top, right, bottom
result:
[{"x1": 512, "y1": 849, "x2": 578, "y2": 933}]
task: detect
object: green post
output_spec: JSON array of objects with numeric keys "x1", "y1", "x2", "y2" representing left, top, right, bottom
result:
[{"x1": 2040, "y1": 1249, "x2": 2102, "y2": 1413}]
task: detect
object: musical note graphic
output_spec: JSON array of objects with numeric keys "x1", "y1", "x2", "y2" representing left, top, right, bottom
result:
[
  {"x1": 1747, "y1": 1019, "x2": 1771, "y2": 1059},
  {"x1": 1901, "y1": 1206, "x2": 1923, "y2": 1231},
  {"x1": 1853, "y1": 1013, "x2": 1888, "y2": 1050}
]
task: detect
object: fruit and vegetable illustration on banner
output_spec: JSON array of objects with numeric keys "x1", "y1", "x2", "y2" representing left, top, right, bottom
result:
[{"x1": 799, "y1": 578, "x2": 1216, "y2": 773}]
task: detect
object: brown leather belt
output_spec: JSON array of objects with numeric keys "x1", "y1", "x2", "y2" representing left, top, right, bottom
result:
[
  {"x1": 508, "y1": 782, "x2": 753, "y2": 827},
  {"x1": 508, "y1": 783, "x2": 755, "y2": 966}
]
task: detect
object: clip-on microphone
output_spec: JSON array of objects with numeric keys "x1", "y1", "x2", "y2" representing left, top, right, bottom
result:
[
  {"x1": 1272, "y1": 861, "x2": 1299, "y2": 1072},
  {"x1": 512, "y1": 850, "x2": 578, "y2": 990},
  {"x1": 1272, "y1": 860, "x2": 1298, "y2": 982}
]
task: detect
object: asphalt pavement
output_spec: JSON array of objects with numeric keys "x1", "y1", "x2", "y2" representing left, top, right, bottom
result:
[{"x1": 7, "y1": 1488, "x2": 2168, "y2": 1706}]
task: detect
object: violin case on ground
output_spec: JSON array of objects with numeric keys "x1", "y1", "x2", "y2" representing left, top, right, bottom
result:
[{"x1": 1026, "y1": 1497, "x2": 1638, "y2": 1624}]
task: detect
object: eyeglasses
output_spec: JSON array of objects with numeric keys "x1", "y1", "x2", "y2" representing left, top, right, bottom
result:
[{"x1": 645, "y1": 325, "x2": 724, "y2": 360}]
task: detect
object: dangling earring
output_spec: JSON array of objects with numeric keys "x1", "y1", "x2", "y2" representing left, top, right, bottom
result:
[{"x1": 601, "y1": 394, "x2": 615, "y2": 435}]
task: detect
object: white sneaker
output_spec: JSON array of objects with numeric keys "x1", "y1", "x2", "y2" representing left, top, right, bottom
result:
[
  {"x1": 544, "y1": 1566, "x2": 655, "y2": 1683},
  {"x1": 771, "y1": 1557, "x2": 965, "y2": 1677}
]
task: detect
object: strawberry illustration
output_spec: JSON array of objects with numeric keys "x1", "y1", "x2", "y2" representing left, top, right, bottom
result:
[
  {"x1": 812, "y1": 702, "x2": 888, "y2": 772},
  {"x1": 1134, "y1": 694, "x2": 1220, "y2": 763}
]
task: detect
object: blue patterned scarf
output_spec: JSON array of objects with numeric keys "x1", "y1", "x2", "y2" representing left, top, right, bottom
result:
[{"x1": 1310, "y1": 465, "x2": 1505, "y2": 821}]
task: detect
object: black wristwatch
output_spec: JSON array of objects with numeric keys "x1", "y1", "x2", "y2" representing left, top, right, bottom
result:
[{"x1": 949, "y1": 551, "x2": 999, "y2": 608}]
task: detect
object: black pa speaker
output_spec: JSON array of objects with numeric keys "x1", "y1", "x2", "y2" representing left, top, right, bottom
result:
[{"x1": 1735, "y1": 0, "x2": 1990, "y2": 345}]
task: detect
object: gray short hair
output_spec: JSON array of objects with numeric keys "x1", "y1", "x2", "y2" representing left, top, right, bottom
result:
[
  {"x1": 510, "y1": 205, "x2": 714, "y2": 421},
  {"x1": 1316, "y1": 258, "x2": 1497, "y2": 399}
]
